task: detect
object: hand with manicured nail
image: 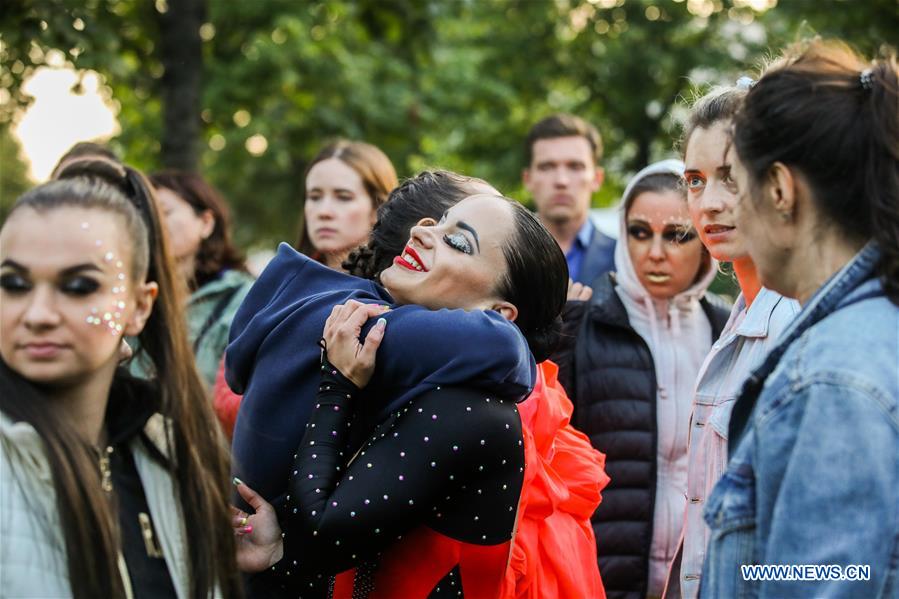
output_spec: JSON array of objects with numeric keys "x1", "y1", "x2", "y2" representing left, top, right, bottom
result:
[
  {"x1": 322, "y1": 300, "x2": 387, "y2": 389},
  {"x1": 232, "y1": 479, "x2": 283, "y2": 572}
]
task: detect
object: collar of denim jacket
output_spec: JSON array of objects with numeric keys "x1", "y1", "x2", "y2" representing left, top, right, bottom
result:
[{"x1": 733, "y1": 287, "x2": 790, "y2": 339}]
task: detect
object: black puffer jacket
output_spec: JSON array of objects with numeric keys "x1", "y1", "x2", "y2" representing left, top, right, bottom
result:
[{"x1": 554, "y1": 274, "x2": 730, "y2": 599}]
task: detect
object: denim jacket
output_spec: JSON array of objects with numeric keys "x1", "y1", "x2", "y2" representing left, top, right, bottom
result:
[
  {"x1": 673, "y1": 288, "x2": 799, "y2": 599},
  {"x1": 701, "y1": 243, "x2": 899, "y2": 598}
]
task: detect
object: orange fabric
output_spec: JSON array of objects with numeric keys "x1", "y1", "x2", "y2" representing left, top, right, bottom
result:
[
  {"x1": 212, "y1": 357, "x2": 242, "y2": 440},
  {"x1": 503, "y1": 360, "x2": 609, "y2": 599}
]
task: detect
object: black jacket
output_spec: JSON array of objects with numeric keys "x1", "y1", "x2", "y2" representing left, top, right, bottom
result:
[{"x1": 554, "y1": 274, "x2": 730, "y2": 599}]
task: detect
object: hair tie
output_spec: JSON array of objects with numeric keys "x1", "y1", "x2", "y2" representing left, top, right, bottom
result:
[
  {"x1": 859, "y1": 68, "x2": 874, "y2": 90},
  {"x1": 735, "y1": 76, "x2": 755, "y2": 90}
]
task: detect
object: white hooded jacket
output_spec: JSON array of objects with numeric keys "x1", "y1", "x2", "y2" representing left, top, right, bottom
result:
[{"x1": 612, "y1": 159, "x2": 719, "y2": 598}]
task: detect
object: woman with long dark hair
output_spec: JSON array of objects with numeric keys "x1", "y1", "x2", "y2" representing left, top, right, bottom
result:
[
  {"x1": 149, "y1": 171, "x2": 253, "y2": 388},
  {"x1": 701, "y1": 40, "x2": 899, "y2": 597},
  {"x1": 0, "y1": 160, "x2": 242, "y2": 598}
]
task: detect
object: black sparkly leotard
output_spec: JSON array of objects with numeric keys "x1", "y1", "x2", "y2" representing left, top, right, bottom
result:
[{"x1": 276, "y1": 362, "x2": 525, "y2": 598}]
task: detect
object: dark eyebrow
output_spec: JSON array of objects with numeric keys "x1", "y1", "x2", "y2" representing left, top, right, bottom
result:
[
  {"x1": 715, "y1": 164, "x2": 732, "y2": 177},
  {"x1": 60, "y1": 263, "x2": 104, "y2": 276},
  {"x1": 1, "y1": 259, "x2": 25, "y2": 270},
  {"x1": 0, "y1": 260, "x2": 102, "y2": 275},
  {"x1": 456, "y1": 221, "x2": 480, "y2": 252},
  {"x1": 683, "y1": 169, "x2": 705, "y2": 177}
]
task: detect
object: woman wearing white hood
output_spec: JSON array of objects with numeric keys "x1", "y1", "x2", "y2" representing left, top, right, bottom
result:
[{"x1": 555, "y1": 159, "x2": 730, "y2": 599}]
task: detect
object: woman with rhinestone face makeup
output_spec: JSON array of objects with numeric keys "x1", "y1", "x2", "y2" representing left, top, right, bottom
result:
[
  {"x1": 0, "y1": 161, "x2": 243, "y2": 598},
  {"x1": 553, "y1": 159, "x2": 731, "y2": 598},
  {"x1": 665, "y1": 87, "x2": 799, "y2": 599},
  {"x1": 224, "y1": 179, "x2": 574, "y2": 597}
]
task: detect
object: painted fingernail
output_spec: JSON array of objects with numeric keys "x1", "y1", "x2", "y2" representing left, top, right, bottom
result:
[
  {"x1": 242, "y1": 525, "x2": 253, "y2": 534},
  {"x1": 233, "y1": 477, "x2": 243, "y2": 486},
  {"x1": 380, "y1": 305, "x2": 390, "y2": 312},
  {"x1": 239, "y1": 516, "x2": 249, "y2": 527},
  {"x1": 376, "y1": 318, "x2": 387, "y2": 328}
]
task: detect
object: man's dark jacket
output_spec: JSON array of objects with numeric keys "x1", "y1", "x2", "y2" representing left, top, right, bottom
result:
[
  {"x1": 554, "y1": 273, "x2": 730, "y2": 599},
  {"x1": 575, "y1": 223, "x2": 616, "y2": 287}
]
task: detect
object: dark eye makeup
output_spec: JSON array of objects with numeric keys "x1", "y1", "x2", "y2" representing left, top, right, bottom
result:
[
  {"x1": 0, "y1": 273, "x2": 30, "y2": 293},
  {"x1": 627, "y1": 224, "x2": 698, "y2": 245},
  {"x1": 443, "y1": 233, "x2": 473, "y2": 255},
  {"x1": 0, "y1": 272, "x2": 102, "y2": 296},
  {"x1": 62, "y1": 276, "x2": 101, "y2": 296}
]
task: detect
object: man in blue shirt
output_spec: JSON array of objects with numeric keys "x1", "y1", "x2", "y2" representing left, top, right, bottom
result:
[{"x1": 522, "y1": 114, "x2": 615, "y2": 286}]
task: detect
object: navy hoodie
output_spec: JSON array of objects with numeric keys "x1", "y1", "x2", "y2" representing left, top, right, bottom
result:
[{"x1": 226, "y1": 244, "x2": 536, "y2": 503}]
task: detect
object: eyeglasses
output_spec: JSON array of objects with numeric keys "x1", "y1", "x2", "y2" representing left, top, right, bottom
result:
[{"x1": 626, "y1": 223, "x2": 699, "y2": 246}]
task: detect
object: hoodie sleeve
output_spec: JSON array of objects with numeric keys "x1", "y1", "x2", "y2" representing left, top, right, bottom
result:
[
  {"x1": 361, "y1": 305, "x2": 536, "y2": 413},
  {"x1": 226, "y1": 243, "x2": 535, "y2": 504}
]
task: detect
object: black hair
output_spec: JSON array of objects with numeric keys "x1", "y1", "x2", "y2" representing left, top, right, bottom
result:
[
  {"x1": 343, "y1": 170, "x2": 494, "y2": 280},
  {"x1": 497, "y1": 200, "x2": 569, "y2": 362},
  {"x1": 733, "y1": 39, "x2": 899, "y2": 304}
]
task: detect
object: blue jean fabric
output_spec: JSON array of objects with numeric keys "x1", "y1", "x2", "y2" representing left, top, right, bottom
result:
[{"x1": 700, "y1": 243, "x2": 899, "y2": 598}]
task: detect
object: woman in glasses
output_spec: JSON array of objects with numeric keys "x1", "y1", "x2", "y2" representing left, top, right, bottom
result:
[{"x1": 555, "y1": 159, "x2": 730, "y2": 598}]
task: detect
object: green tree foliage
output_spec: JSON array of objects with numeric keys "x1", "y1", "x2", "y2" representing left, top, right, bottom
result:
[
  {"x1": 1, "y1": 0, "x2": 894, "y2": 246},
  {"x1": 0, "y1": 124, "x2": 34, "y2": 221}
]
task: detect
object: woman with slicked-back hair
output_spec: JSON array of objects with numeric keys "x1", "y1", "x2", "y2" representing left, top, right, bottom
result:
[
  {"x1": 701, "y1": 40, "x2": 899, "y2": 598},
  {"x1": 0, "y1": 160, "x2": 242, "y2": 598}
]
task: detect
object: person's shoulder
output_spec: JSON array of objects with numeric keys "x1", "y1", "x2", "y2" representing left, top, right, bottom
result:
[
  {"x1": 385, "y1": 305, "x2": 526, "y2": 346},
  {"x1": 582, "y1": 272, "x2": 629, "y2": 327},
  {"x1": 798, "y1": 294, "x2": 898, "y2": 377},
  {"x1": 701, "y1": 291, "x2": 733, "y2": 334},
  {"x1": 219, "y1": 268, "x2": 256, "y2": 289},
  {"x1": 411, "y1": 386, "x2": 522, "y2": 435}
]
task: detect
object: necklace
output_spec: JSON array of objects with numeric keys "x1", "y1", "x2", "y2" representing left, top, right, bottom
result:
[{"x1": 94, "y1": 445, "x2": 115, "y2": 493}]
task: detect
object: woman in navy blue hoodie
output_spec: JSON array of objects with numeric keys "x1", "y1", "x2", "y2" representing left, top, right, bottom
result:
[{"x1": 227, "y1": 175, "x2": 570, "y2": 597}]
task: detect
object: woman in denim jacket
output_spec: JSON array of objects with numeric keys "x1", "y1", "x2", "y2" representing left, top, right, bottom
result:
[
  {"x1": 665, "y1": 85, "x2": 800, "y2": 599},
  {"x1": 701, "y1": 40, "x2": 899, "y2": 598}
]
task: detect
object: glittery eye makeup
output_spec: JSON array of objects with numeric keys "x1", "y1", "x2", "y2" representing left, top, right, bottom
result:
[{"x1": 443, "y1": 233, "x2": 473, "y2": 255}]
